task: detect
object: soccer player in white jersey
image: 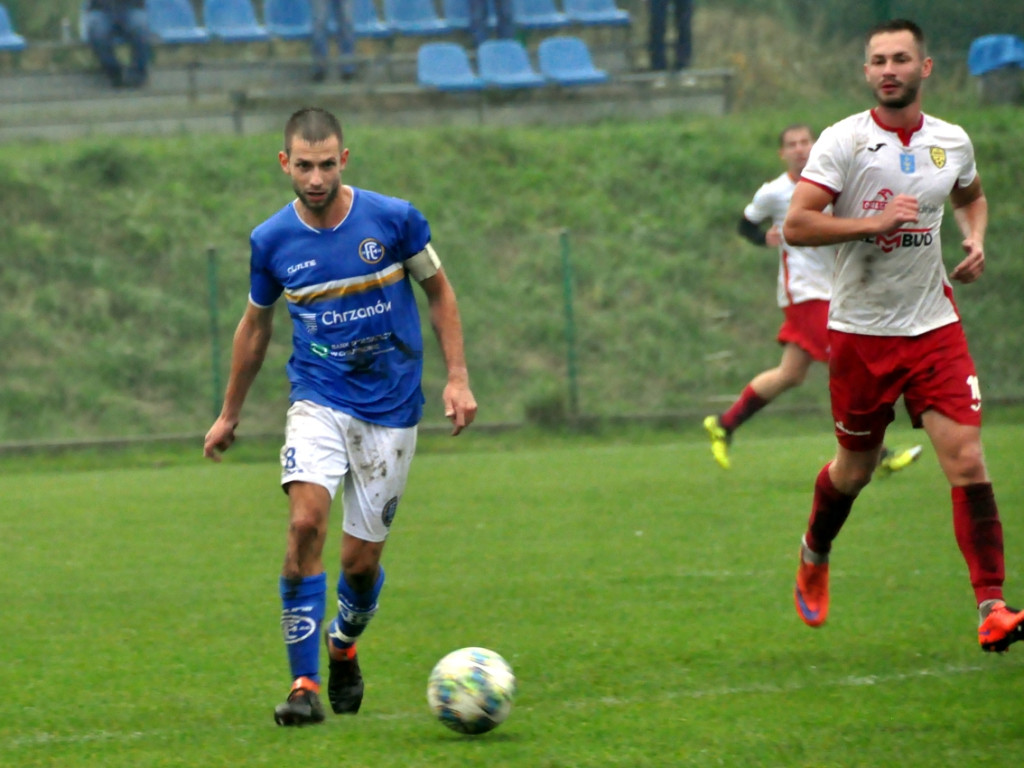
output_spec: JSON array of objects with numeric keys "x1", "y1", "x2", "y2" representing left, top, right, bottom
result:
[
  {"x1": 705, "y1": 124, "x2": 921, "y2": 476},
  {"x1": 203, "y1": 107, "x2": 478, "y2": 724},
  {"x1": 783, "y1": 19, "x2": 1024, "y2": 652}
]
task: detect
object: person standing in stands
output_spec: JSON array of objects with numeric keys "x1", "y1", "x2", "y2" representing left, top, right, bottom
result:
[
  {"x1": 648, "y1": 0, "x2": 692, "y2": 72},
  {"x1": 310, "y1": 0, "x2": 357, "y2": 81},
  {"x1": 468, "y1": 0, "x2": 515, "y2": 48},
  {"x1": 85, "y1": 0, "x2": 150, "y2": 87}
]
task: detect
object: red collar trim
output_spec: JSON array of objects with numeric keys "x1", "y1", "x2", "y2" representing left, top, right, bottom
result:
[{"x1": 870, "y1": 108, "x2": 924, "y2": 147}]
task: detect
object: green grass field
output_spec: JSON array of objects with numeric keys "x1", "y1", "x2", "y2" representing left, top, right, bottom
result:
[{"x1": 3, "y1": 413, "x2": 1023, "y2": 767}]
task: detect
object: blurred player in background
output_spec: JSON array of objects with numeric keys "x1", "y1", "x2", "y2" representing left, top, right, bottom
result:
[
  {"x1": 704, "y1": 124, "x2": 921, "y2": 475},
  {"x1": 204, "y1": 107, "x2": 477, "y2": 724},
  {"x1": 784, "y1": 19, "x2": 1024, "y2": 652}
]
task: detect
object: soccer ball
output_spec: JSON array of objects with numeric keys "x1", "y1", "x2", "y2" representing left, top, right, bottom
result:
[{"x1": 426, "y1": 647, "x2": 516, "y2": 734}]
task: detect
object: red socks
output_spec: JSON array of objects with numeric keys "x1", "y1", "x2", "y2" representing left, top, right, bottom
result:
[
  {"x1": 952, "y1": 483, "x2": 1005, "y2": 605},
  {"x1": 720, "y1": 385, "x2": 769, "y2": 432},
  {"x1": 805, "y1": 463, "x2": 856, "y2": 556}
]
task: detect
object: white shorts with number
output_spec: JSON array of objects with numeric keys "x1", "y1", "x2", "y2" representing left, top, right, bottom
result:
[{"x1": 280, "y1": 400, "x2": 417, "y2": 543}]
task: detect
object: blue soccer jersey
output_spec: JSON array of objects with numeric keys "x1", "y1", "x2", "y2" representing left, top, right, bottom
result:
[{"x1": 249, "y1": 187, "x2": 432, "y2": 427}]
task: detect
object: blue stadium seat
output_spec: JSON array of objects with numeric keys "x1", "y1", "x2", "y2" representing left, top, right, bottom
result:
[
  {"x1": 417, "y1": 41, "x2": 484, "y2": 90},
  {"x1": 383, "y1": 0, "x2": 453, "y2": 35},
  {"x1": 562, "y1": 0, "x2": 628, "y2": 26},
  {"x1": 0, "y1": 3, "x2": 27, "y2": 51},
  {"x1": 353, "y1": 0, "x2": 393, "y2": 38},
  {"x1": 477, "y1": 38, "x2": 545, "y2": 88},
  {"x1": 441, "y1": 0, "x2": 470, "y2": 30},
  {"x1": 967, "y1": 34, "x2": 1024, "y2": 76},
  {"x1": 538, "y1": 35, "x2": 608, "y2": 85},
  {"x1": 512, "y1": 0, "x2": 567, "y2": 29},
  {"x1": 204, "y1": 0, "x2": 271, "y2": 42},
  {"x1": 441, "y1": 0, "x2": 496, "y2": 31},
  {"x1": 146, "y1": 0, "x2": 210, "y2": 44},
  {"x1": 263, "y1": 0, "x2": 313, "y2": 39}
]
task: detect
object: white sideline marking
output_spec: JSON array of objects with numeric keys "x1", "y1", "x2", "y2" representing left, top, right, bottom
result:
[{"x1": 4, "y1": 663, "x2": 992, "y2": 749}]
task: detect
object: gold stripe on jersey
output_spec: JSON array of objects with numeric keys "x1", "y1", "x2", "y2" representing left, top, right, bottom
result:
[{"x1": 284, "y1": 263, "x2": 406, "y2": 305}]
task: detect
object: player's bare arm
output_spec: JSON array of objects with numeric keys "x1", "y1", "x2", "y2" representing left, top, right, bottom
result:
[
  {"x1": 419, "y1": 269, "x2": 477, "y2": 436},
  {"x1": 949, "y1": 175, "x2": 988, "y2": 284},
  {"x1": 203, "y1": 302, "x2": 275, "y2": 461},
  {"x1": 784, "y1": 181, "x2": 918, "y2": 246}
]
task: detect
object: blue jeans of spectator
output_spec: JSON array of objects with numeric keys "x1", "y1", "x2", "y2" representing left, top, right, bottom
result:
[
  {"x1": 648, "y1": 0, "x2": 692, "y2": 71},
  {"x1": 86, "y1": 7, "x2": 150, "y2": 86},
  {"x1": 311, "y1": 0, "x2": 356, "y2": 76},
  {"x1": 469, "y1": 0, "x2": 515, "y2": 48}
]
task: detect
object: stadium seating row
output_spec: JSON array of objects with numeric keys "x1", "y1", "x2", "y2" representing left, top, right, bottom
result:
[
  {"x1": 0, "y1": 0, "x2": 629, "y2": 51},
  {"x1": 418, "y1": 35, "x2": 608, "y2": 90},
  {"x1": 967, "y1": 34, "x2": 1024, "y2": 77}
]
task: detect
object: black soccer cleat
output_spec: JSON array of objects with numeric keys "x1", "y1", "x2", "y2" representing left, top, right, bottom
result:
[
  {"x1": 326, "y1": 639, "x2": 365, "y2": 714},
  {"x1": 273, "y1": 678, "x2": 326, "y2": 726}
]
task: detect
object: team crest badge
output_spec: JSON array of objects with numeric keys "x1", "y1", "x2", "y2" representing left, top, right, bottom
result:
[
  {"x1": 359, "y1": 238, "x2": 386, "y2": 264},
  {"x1": 930, "y1": 147, "x2": 947, "y2": 168},
  {"x1": 382, "y1": 496, "x2": 399, "y2": 528}
]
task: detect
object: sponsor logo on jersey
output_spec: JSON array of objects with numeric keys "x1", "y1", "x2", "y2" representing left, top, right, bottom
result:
[
  {"x1": 930, "y1": 147, "x2": 946, "y2": 168},
  {"x1": 299, "y1": 312, "x2": 318, "y2": 334},
  {"x1": 287, "y1": 259, "x2": 317, "y2": 275},
  {"x1": 311, "y1": 342, "x2": 329, "y2": 358},
  {"x1": 900, "y1": 153, "x2": 915, "y2": 174},
  {"x1": 874, "y1": 228, "x2": 933, "y2": 253},
  {"x1": 867, "y1": 142, "x2": 886, "y2": 152},
  {"x1": 359, "y1": 238, "x2": 386, "y2": 265},
  {"x1": 861, "y1": 188, "x2": 894, "y2": 211}
]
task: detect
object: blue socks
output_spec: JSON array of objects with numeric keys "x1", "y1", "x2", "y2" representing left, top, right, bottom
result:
[
  {"x1": 327, "y1": 566, "x2": 385, "y2": 652},
  {"x1": 279, "y1": 572, "x2": 327, "y2": 684}
]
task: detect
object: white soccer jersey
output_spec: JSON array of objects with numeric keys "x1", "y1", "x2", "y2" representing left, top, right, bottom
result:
[
  {"x1": 744, "y1": 172, "x2": 834, "y2": 307},
  {"x1": 801, "y1": 109, "x2": 977, "y2": 336}
]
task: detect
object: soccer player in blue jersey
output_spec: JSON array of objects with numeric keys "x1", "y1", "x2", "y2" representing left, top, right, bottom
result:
[{"x1": 203, "y1": 107, "x2": 478, "y2": 725}]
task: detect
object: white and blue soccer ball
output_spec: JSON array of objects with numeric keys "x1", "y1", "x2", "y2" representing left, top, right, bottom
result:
[{"x1": 426, "y1": 647, "x2": 516, "y2": 734}]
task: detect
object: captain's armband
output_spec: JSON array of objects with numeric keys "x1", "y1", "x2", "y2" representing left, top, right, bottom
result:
[{"x1": 405, "y1": 244, "x2": 442, "y2": 282}]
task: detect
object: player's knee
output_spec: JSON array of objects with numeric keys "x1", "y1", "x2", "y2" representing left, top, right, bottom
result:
[
  {"x1": 834, "y1": 464, "x2": 873, "y2": 495},
  {"x1": 946, "y1": 441, "x2": 988, "y2": 484},
  {"x1": 288, "y1": 513, "x2": 326, "y2": 547}
]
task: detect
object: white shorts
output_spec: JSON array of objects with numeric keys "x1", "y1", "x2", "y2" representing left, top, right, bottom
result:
[{"x1": 280, "y1": 400, "x2": 417, "y2": 543}]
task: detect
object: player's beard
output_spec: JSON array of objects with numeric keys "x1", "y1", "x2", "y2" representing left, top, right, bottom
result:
[
  {"x1": 874, "y1": 76, "x2": 921, "y2": 110},
  {"x1": 295, "y1": 180, "x2": 340, "y2": 213}
]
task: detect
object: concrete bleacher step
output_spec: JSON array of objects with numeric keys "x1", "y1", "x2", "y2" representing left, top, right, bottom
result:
[{"x1": 0, "y1": 55, "x2": 734, "y2": 140}]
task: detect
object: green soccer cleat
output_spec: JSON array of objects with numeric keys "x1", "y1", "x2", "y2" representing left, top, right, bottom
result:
[
  {"x1": 876, "y1": 445, "x2": 923, "y2": 478},
  {"x1": 703, "y1": 415, "x2": 732, "y2": 470}
]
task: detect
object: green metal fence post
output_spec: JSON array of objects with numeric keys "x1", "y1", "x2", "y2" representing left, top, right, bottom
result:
[
  {"x1": 207, "y1": 246, "x2": 222, "y2": 420},
  {"x1": 559, "y1": 229, "x2": 580, "y2": 419}
]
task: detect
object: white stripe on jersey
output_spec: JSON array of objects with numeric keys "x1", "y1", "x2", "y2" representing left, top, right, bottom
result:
[{"x1": 284, "y1": 262, "x2": 406, "y2": 306}]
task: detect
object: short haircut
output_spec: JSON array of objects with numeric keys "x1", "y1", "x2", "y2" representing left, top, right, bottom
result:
[
  {"x1": 866, "y1": 18, "x2": 927, "y2": 58},
  {"x1": 779, "y1": 123, "x2": 813, "y2": 147},
  {"x1": 283, "y1": 107, "x2": 343, "y2": 155}
]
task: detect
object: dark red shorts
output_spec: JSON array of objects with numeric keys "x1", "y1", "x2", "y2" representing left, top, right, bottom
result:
[
  {"x1": 778, "y1": 299, "x2": 830, "y2": 362},
  {"x1": 828, "y1": 322, "x2": 982, "y2": 451}
]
